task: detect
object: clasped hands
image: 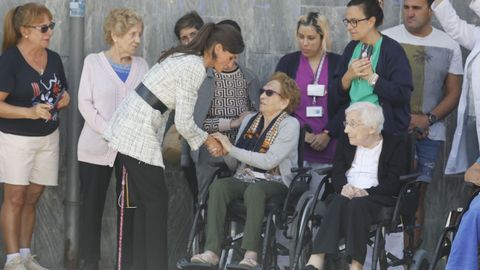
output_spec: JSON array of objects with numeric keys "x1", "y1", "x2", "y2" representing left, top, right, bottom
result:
[
  {"x1": 305, "y1": 131, "x2": 330, "y2": 151},
  {"x1": 347, "y1": 58, "x2": 374, "y2": 82},
  {"x1": 341, "y1": 184, "x2": 369, "y2": 199},
  {"x1": 204, "y1": 132, "x2": 232, "y2": 158}
]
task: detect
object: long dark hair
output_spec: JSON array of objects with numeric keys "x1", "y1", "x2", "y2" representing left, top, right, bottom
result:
[
  {"x1": 347, "y1": 0, "x2": 384, "y2": 27},
  {"x1": 158, "y1": 22, "x2": 244, "y2": 63}
]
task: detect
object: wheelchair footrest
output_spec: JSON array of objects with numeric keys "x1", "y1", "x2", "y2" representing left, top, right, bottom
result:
[{"x1": 177, "y1": 257, "x2": 217, "y2": 270}]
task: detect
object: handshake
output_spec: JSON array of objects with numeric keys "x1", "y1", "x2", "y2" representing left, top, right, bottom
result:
[{"x1": 204, "y1": 132, "x2": 232, "y2": 158}]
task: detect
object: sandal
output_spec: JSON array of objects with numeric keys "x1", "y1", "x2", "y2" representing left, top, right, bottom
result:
[
  {"x1": 191, "y1": 251, "x2": 219, "y2": 266},
  {"x1": 239, "y1": 257, "x2": 258, "y2": 268}
]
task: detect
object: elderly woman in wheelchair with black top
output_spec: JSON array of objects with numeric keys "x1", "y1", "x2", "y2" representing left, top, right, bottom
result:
[
  {"x1": 189, "y1": 72, "x2": 300, "y2": 268},
  {"x1": 302, "y1": 102, "x2": 406, "y2": 270}
]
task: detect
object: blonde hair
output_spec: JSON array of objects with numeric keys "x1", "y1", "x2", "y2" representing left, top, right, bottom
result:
[
  {"x1": 269, "y1": 72, "x2": 301, "y2": 114},
  {"x1": 297, "y1": 12, "x2": 332, "y2": 52},
  {"x1": 2, "y1": 3, "x2": 53, "y2": 52},
  {"x1": 103, "y1": 8, "x2": 143, "y2": 46}
]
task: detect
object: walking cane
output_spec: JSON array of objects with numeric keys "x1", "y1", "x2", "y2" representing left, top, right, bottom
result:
[{"x1": 117, "y1": 166, "x2": 128, "y2": 270}]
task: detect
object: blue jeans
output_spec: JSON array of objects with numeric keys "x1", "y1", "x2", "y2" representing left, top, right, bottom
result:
[
  {"x1": 446, "y1": 194, "x2": 480, "y2": 270},
  {"x1": 415, "y1": 138, "x2": 442, "y2": 183}
]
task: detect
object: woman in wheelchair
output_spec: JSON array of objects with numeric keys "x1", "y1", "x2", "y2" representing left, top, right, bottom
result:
[
  {"x1": 302, "y1": 102, "x2": 406, "y2": 270},
  {"x1": 190, "y1": 72, "x2": 301, "y2": 268}
]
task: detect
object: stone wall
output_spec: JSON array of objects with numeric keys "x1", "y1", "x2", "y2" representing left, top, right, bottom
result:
[{"x1": 0, "y1": 0, "x2": 479, "y2": 269}]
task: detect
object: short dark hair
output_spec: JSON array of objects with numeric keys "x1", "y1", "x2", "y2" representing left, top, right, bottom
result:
[
  {"x1": 174, "y1": 11, "x2": 204, "y2": 40},
  {"x1": 217, "y1": 19, "x2": 241, "y2": 34},
  {"x1": 427, "y1": 0, "x2": 435, "y2": 7},
  {"x1": 347, "y1": 0, "x2": 384, "y2": 28}
]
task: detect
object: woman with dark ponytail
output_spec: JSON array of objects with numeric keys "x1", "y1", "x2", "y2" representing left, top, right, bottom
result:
[
  {"x1": 0, "y1": 3, "x2": 70, "y2": 270},
  {"x1": 103, "y1": 22, "x2": 244, "y2": 270}
]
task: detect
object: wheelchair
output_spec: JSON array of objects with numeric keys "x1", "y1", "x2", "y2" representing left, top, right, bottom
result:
[
  {"x1": 176, "y1": 128, "x2": 313, "y2": 270},
  {"x1": 288, "y1": 137, "x2": 431, "y2": 270},
  {"x1": 428, "y1": 188, "x2": 480, "y2": 270}
]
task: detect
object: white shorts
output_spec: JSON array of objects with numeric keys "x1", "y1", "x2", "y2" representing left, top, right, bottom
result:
[{"x1": 0, "y1": 129, "x2": 59, "y2": 186}]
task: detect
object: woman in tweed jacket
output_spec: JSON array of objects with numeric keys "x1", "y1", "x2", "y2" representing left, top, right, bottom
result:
[{"x1": 104, "y1": 23, "x2": 244, "y2": 270}]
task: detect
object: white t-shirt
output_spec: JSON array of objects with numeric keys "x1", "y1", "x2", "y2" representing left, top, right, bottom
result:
[
  {"x1": 383, "y1": 24, "x2": 463, "y2": 141},
  {"x1": 346, "y1": 140, "x2": 383, "y2": 189}
]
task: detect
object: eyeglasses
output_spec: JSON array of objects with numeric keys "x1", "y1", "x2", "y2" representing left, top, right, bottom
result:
[
  {"x1": 260, "y1": 88, "x2": 281, "y2": 97},
  {"x1": 25, "y1": 22, "x2": 56, "y2": 33},
  {"x1": 342, "y1": 18, "x2": 369, "y2": 28},
  {"x1": 343, "y1": 120, "x2": 362, "y2": 128}
]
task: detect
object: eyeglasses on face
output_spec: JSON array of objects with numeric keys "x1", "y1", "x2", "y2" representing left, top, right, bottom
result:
[
  {"x1": 342, "y1": 18, "x2": 369, "y2": 28},
  {"x1": 25, "y1": 21, "x2": 56, "y2": 33},
  {"x1": 259, "y1": 88, "x2": 281, "y2": 97},
  {"x1": 343, "y1": 120, "x2": 362, "y2": 128}
]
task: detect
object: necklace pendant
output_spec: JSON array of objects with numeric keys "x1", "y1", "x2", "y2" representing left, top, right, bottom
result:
[{"x1": 39, "y1": 69, "x2": 44, "y2": 76}]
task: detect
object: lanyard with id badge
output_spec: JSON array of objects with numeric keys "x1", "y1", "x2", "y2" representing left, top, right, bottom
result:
[{"x1": 306, "y1": 54, "x2": 326, "y2": 118}]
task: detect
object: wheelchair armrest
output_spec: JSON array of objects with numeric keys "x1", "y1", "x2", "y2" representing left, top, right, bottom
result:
[
  {"x1": 291, "y1": 167, "x2": 311, "y2": 174},
  {"x1": 314, "y1": 165, "x2": 333, "y2": 176}
]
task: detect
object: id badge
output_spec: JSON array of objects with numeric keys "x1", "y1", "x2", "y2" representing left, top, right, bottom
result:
[
  {"x1": 307, "y1": 84, "x2": 325, "y2": 96},
  {"x1": 306, "y1": 106, "x2": 323, "y2": 117}
]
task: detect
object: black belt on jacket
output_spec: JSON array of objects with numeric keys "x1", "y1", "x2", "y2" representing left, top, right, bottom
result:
[{"x1": 135, "y1": 83, "x2": 168, "y2": 114}]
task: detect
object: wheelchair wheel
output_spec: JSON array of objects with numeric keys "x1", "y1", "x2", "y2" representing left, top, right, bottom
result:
[
  {"x1": 410, "y1": 249, "x2": 429, "y2": 270},
  {"x1": 289, "y1": 192, "x2": 317, "y2": 270},
  {"x1": 262, "y1": 213, "x2": 277, "y2": 270},
  {"x1": 429, "y1": 227, "x2": 454, "y2": 270},
  {"x1": 191, "y1": 212, "x2": 206, "y2": 256}
]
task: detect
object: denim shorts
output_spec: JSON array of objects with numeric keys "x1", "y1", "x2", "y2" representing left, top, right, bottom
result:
[{"x1": 415, "y1": 137, "x2": 442, "y2": 183}]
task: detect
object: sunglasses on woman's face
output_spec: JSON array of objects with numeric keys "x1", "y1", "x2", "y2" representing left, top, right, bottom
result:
[
  {"x1": 25, "y1": 21, "x2": 56, "y2": 33},
  {"x1": 259, "y1": 88, "x2": 281, "y2": 97}
]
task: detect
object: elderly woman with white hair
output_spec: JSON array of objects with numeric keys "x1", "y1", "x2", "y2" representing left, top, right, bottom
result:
[{"x1": 302, "y1": 102, "x2": 407, "y2": 270}]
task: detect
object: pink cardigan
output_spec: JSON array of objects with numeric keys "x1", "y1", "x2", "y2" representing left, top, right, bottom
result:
[{"x1": 77, "y1": 52, "x2": 149, "y2": 166}]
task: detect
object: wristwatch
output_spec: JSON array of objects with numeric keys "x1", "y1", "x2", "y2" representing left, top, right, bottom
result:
[
  {"x1": 426, "y1": 113, "x2": 437, "y2": 126},
  {"x1": 369, "y1": 73, "x2": 379, "y2": 87}
]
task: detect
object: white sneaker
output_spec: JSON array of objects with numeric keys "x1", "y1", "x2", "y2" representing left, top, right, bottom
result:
[
  {"x1": 4, "y1": 256, "x2": 26, "y2": 270},
  {"x1": 23, "y1": 254, "x2": 48, "y2": 270}
]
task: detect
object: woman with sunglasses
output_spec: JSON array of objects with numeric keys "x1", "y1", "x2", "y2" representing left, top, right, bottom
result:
[
  {"x1": 275, "y1": 12, "x2": 346, "y2": 193},
  {"x1": 76, "y1": 8, "x2": 148, "y2": 270},
  {"x1": 336, "y1": 0, "x2": 413, "y2": 136},
  {"x1": 0, "y1": 3, "x2": 70, "y2": 270},
  {"x1": 189, "y1": 72, "x2": 300, "y2": 268}
]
